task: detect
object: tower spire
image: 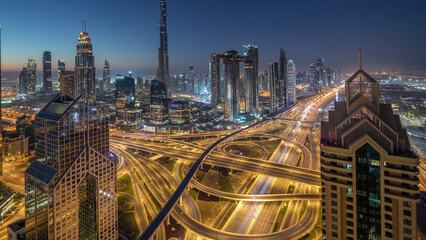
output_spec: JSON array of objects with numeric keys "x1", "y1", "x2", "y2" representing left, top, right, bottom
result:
[{"x1": 359, "y1": 48, "x2": 362, "y2": 69}]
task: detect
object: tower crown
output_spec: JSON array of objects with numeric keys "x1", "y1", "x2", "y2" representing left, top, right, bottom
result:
[{"x1": 345, "y1": 50, "x2": 380, "y2": 115}]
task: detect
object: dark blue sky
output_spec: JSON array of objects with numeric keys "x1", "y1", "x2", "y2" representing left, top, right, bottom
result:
[{"x1": 1, "y1": 0, "x2": 426, "y2": 80}]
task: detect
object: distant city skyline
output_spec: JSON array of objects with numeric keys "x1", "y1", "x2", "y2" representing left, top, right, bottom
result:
[{"x1": 1, "y1": 0, "x2": 426, "y2": 81}]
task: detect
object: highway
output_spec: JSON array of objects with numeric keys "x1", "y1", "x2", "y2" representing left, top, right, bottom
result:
[{"x1": 135, "y1": 88, "x2": 340, "y2": 239}]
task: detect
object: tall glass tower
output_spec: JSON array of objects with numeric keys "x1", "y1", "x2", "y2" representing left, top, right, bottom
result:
[
  {"x1": 320, "y1": 50, "x2": 419, "y2": 240},
  {"x1": 58, "y1": 59, "x2": 65, "y2": 82},
  {"x1": 24, "y1": 28, "x2": 117, "y2": 240},
  {"x1": 75, "y1": 22, "x2": 96, "y2": 99},
  {"x1": 27, "y1": 58, "x2": 37, "y2": 93},
  {"x1": 287, "y1": 59, "x2": 296, "y2": 105},
  {"x1": 156, "y1": 0, "x2": 170, "y2": 92},
  {"x1": 42, "y1": 51, "x2": 52, "y2": 92},
  {"x1": 102, "y1": 59, "x2": 111, "y2": 91}
]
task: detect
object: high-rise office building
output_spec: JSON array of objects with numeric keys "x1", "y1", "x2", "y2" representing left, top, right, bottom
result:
[
  {"x1": 42, "y1": 51, "x2": 52, "y2": 93},
  {"x1": 57, "y1": 59, "x2": 65, "y2": 82},
  {"x1": 279, "y1": 48, "x2": 287, "y2": 108},
  {"x1": 75, "y1": 22, "x2": 96, "y2": 99},
  {"x1": 27, "y1": 58, "x2": 37, "y2": 93},
  {"x1": 210, "y1": 53, "x2": 221, "y2": 106},
  {"x1": 188, "y1": 66, "x2": 195, "y2": 94},
  {"x1": 222, "y1": 50, "x2": 241, "y2": 122},
  {"x1": 296, "y1": 70, "x2": 303, "y2": 85},
  {"x1": 210, "y1": 48, "x2": 257, "y2": 121},
  {"x1": 103, "y1": 59, "x2": 111, "y2": 92},
  {"x1": 308, "y1": 63, "x2": 316, "y2": 93},
  {"x1": 18, "y1": 67, "x2": 29, "y2": 94},
  {"x1": 326, "y1": 67, "x2": 333, "y2": 87},
  {"x1": 269, "y1": 62, "x2": 279, "y2": 112},
  {"x1": 156, "y1": 0, "x2": 170, "y2": 91},
  {"x1": 24, "y1": 30, "x2": 117, "y2": 240},
  {"x1": 315, "y1": 58, "x2": 325, "y2": 92},
  {"x1": 60, "y1": 70, "x2": 76, "y2": 98},
  {"x1": 25, "y1": 93, "x2": 117, "y2": 239},
  {"x1": 320, "y1": 51, "x2": 419, "y2": 240},
  {"x1": 115, "y1": 74, "x2": 135, "y2": 109},
  {"x1": 287, "y1": 59, "x2": 296, "y2": 105},
  {"x1": 244, "y1": 45, "x2": 259, "y2": 116},
  {"x1": 150, "y1": 79, "x2": 169, "y2": 125}
]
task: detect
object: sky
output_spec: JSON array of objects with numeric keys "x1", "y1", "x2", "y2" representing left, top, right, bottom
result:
[{"x1": 1, "y1": 0, "x2": 426, "y2": 81}]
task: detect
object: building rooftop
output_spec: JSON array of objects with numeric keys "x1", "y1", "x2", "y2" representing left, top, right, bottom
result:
[
  {"x1": 25, "y1": 160, "x2": 58, "y2": 184},
  {"x1": 8, "y1": 218, "x2": 25, "y2": 232},
  {"x1": 36, "y1": 94, "x2": 80, "y2": 121}
]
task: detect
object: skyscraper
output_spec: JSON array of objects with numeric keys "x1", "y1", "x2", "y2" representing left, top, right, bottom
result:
[
  {"x1": 188, "y1": 65, "x2": 195, "y2": 94},
  {"x1": 103, "y1": 59, "x2": 111, "y2": 91},
  {"x1": 24, "y1": 28, "x2": 117, "y2": 240},
  {"x1": 269, "y1": 62, "x2": 279, "y2": 112},
  {"x1": 27, "y1": 58, "x2": 37, "y2": 93},
  {"x1": 210, "y1": 48, "x2": 257, "y2": 120},
  {"x1": 18, "y1": 67, "x2": 29, "y2": 94},
  {"x1": 75, "y1": 22, "x2": 96, "y2": 99},
  {"x1": 244, "y1": 45, "x2": 259, "y2": 116},
  {"x1": 279, "y1": 48, "x2": 287, "y2": 108},
  {"x1": 150, "y1": 79, "x2": 169, "y2": 125},
  {"x1": 156, "y1": 0, "x2": 170, "y2": 91},
  {"x1": 320, "y1": 51, "x2": 419, "y2": 240},
  {"x1": 223, "y1": 50, "x2": 241, "y2": 122},
  {"x1": 315, "y1": 58, "x2": 325, "y2": 92},
  {"x1": 210, "y1": 53, "x2": 221, "y2": 106},
  {"x1": 57, "y1": 59, "x2": 65, "y2": 82},
  {"x1": 60, "y1": 70, "x2": 76, "y2": 98},
  {"x1": 287, "y1": 59, "x2": 296, "y2": 105},
  {"x1": 42, "y1": 51, "x2": 52, "y2": 92},
  {"x1": 115, "y1": 74, "x2": 135, "y2": 109},
  {"x1": 308, "y1": 63, "x2": 316, "y2": 93}
]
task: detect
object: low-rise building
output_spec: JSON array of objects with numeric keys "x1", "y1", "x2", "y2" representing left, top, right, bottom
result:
[
  {"x1": 169, "y1": 101, "x2": 190, "y2": 125},
  {"x1": 7, "y1": 219, "x2": 25, "y2": 240},
  {"x1": 2, "y1": 132, "x2": 29, "y2": 162},
  {"x1": 116, "y1": 109, "x2": 143, "y2": 126}
]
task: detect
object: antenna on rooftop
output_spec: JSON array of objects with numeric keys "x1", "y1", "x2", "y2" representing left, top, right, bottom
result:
[{"x1": 359, "y1": 48, "x2": 362, "y2": 69}]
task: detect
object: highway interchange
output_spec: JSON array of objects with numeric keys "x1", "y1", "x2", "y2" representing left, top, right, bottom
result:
[
  {"x1": 0, "y1": 85, "x2": 424, "y2": 240},
  {"x1": 112, "y1": 87, "x2": 342, "y2": 240}
]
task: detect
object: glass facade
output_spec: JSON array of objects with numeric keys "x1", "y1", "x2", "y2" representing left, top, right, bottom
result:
[
  {"x1": 79, "y1": 174, "x2": 98, "y2": 239},
  {"x1": 356, "y1": 143, "x2": 381, "y2": 240},
  {"x1": 26, "y1": 94, "x2": 116, "y2": 239},
  {"x1": 115, "y1": 74, "x2": 135, "y2": 109}
]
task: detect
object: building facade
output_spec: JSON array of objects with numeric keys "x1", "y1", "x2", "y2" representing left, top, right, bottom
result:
[
  {"x1": 24, "y1": 28, "x2": 117, "y2": 240},
  {"x1": 25, "y1": 93, "x2": 117, "y2": 240},
  {"x1": 269, "y1": 62, "x2": 279, "y2": 112},
  {"x1": 287, "y1": 59, "x2": 296, "y2": 105},
  {"x1": 57, "y1": 59, "x2": 65, "y2": 83},
  {"x1": 321, "y1": 59, "x2": 419, "y2": 240},
  {"x1": 2, "y1": 133, "x2": 29, "y2": 162},
  {"x1": 169, "y1": 101, "x2": 190, "y2": 125},
  {"x1": 60, "y1": 71, "x2": 76, "y2": 98},
  {"x1": 279, "y1": 48, "x2": 287, "y2": 108},
  {"x1": 27, "y1": 58, "x2": 37, "y2": 93},
  {"x1": 115, "y1": 74, "x2": 135, "y2": 109},
  {"x1": 102, "y1": 59, "x2": 111, "y2": 92},
  {"x1": 244, "y1": 45, "x2": 259, "y2": 116},
  {"x1": 75, "y1": 25, "x2": 96, "y2": 99},
  {"x1": 18, "y1": 67, "x2": 29, "y2": 95},
  {"x1": 156, "y1": 0, "x2": 170, "y2": 91},
  {"x1": 42, "y1": 51, "x2": 52, "y2": 93}
]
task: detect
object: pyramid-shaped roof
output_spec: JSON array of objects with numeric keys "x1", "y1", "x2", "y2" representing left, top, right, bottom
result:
[
  {"x1": 36, "y1": 93, "x2": 81, "y2": 121},
  {"x1": 346, "y1": 69, "x2": 377, "y2": 83}
]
